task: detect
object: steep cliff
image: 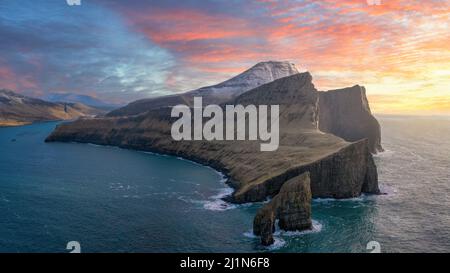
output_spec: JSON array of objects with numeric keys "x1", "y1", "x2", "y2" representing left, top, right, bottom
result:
[
  {"x1": 318, "y1": 86, "x2": 383, "y2": 153},
  {"x1": 253, "y1": 173, "x2": 312, "y2": 246},
  {"x1": 46, "y1": 73, "x2": 379, "y2": 204}
]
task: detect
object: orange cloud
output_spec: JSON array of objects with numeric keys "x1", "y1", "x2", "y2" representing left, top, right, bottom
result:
[
  {"x1": 112, "y1": 0, "x2": 449, "y2": 114},
  {"x1": 127, "y1": 8, "x2": 256, "y2": 45}
]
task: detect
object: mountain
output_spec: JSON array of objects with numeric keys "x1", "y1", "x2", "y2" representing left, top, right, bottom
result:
[
  {"x1": 105, "y1": 61, "x2": 382, "y2": 153},
  {"x1": 46, "y1": 72, "x2": 379, "y2": 202},
  {"x1": 44, "y1": 93, "x2": 121, "y2": 110},
  {"x1": 107, "y1": 61, "x2": 300, "y2": 117},
  {"x1": 0, "y1": 89, "x2": 105, "y2": 127}
]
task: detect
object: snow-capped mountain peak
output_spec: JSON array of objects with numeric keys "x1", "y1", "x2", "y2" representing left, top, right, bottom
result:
[{"x1": 192, "y1": 61, "x2": 300, "y2": 97}]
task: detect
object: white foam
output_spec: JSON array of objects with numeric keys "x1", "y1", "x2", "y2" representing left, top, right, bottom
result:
[
  {"x1": 275, "y1": 220, "x2": 323, "y2": 236},
  {"x1": 313, "y1": 196, "x2": 365, "y2": 203},
  {"x1": 243, "y1": 230, "x2": 257, "y2": 238},
  {"x1": 87, "y1": 143, "x2": 101, "y2": 147},
  {"x1": 378, "y1": 184, "x2": 398, "y2": 196},
  {"x1": 373, "y1": 149, "x2": 395, "y2": 159},
  {"x1": 201, "y1": 171, "x2": 240, "y2": 211},
  {"x1": 266, "y1": 237, "x2": 286, "y2": 250},
  {"x1": 246, "y1": 220, "x2": 323, "y2": 251},
  {"x1": 143, "y1": 151, "x2": 169, "y2": 157},
  {"x1": 177, "y1": 195, "x2": 205, "y2": 205},
  {"x1": 203, "y1": 187, "x2": 237, "y2": 211}
]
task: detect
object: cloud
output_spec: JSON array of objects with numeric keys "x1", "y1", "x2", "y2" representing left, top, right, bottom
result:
[
  {"x1": 0, "y1": 0, "x2": 175, "y2": 103},
  {"x1": 0, "y1": 0, "x2": 448, "y2": 113}
]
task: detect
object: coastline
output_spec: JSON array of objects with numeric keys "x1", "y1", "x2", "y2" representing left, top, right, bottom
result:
[
  {"x1": 60, "y1": 139, "x2": 380, "y2": 206},
  {"x1": 0, "y1": 119, "x2": 74, "y2": 128},
  {"x1": 0, "y1": 121, "x2": 31, "y2": 127}
]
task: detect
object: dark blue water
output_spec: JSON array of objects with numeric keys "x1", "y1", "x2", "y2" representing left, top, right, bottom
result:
[{"x1": 0, "y1": 118, "x2": 449, "y2": 253}]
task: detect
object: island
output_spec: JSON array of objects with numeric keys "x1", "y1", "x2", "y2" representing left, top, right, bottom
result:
[{"x1": 45, "y1": 62, "x2": 382, "y2": 245}]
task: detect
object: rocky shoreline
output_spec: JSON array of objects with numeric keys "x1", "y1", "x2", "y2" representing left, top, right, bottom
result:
[
  {"x1": 253, "y1": 172, "x2": 312, "y2": 246},
  {"x1": 46, "y1": 70, "x2": 382, "y2": 245}
]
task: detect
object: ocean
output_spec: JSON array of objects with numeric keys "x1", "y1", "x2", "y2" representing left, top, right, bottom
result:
[{"x1": 0, "y1": 116, "x2": 449, "y2": 253}]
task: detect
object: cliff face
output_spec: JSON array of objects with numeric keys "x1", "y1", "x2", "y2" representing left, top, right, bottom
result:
[
  {"x1": 232, "y1": 138, "x2": 379, "y2": 203},
  {"x1": 106, "y1": 63, "x2": 383, "y2": 156},
  {"x1": 253, "y1": 173, "x2": 312, "y2": 246},
  {"x1": 107, "y1": 61, "x2": 299, "y2": 117},
  {"x1": 318, "y1": 86, "x2": 383, "y2": 153},
  {"x1": 46, "y1": 73, "x2": 379, "y2": 205},
  {"x1": 0, "y1": 89, "x2": 104, "y2": 126}
]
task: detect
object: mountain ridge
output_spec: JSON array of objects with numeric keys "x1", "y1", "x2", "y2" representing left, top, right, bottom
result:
[
  {"x1": 44, "y1": 93, "x2": 121, "y2": 110},
  {"x1": 105, "y1": 61, "x2": 383, "y2": 153},
  {"x1": 107, "y1": 61, "x2": 300, "y2": 117},
  {"x1": 0, "y1": 89, "x2": 105, "y2": 127}
]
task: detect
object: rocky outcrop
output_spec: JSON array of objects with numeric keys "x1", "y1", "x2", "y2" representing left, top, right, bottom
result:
[
  {"x1": 0, "y1": 89, "x2": 104, "y2": 126},
  {"x1": 107, "y1": 61, "x2": 299, "y2": 117},
  {"x1": 46, "y1": 73, "x2": 380, "y2": 205},
  {"x1": 253, "y1": 208, "x2": 276, "y2": 246},
  {"x1": 253, "y1": 173, "x2": 312, "y2": 246},
  {"x1": 253, "y1": 172, "x2": 312, "y2": 245},
  {"x1": 318, "y1": 86, "x2": 383, "y2": 153},
  {"x1": 232, "y1": 138, "x2": 379, "y2": 203}
]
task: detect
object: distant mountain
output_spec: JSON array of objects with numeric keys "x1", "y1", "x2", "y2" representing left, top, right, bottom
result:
[
  {"x1": 107, "y1": 61, "x2": 300, "y2": 117},
  {"x1": 0, "y1": 89, "x2": 105, "y2": 127},
  {"x1": 44, "y1": 93, "x2": 120, "y2": 110}
]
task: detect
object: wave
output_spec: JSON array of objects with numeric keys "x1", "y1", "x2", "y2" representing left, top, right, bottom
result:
[
  {"x1": 244, "y1": 220, "x2": 323, "y2": 251},
  {"x1": 265, "y1": 237, "x2": 286, "y2": 250},
  {"x1": 373, "y1": 149, "x2": 395, "y2": 158},
  {"x1": 201, "y1": 171, "x2": 241, "y2": 211},
  {"x1": 313, "y1": 196, "x2": 366, "y2": 203},
  {"x1": 378, "y1": 184, "x2": 397, "y2": 196},
  {"x1": 274, "y1": 220, "x2": 323, "y2": 236},
  {"x1": 87, "y1": 143, "x2": 102, "y2": 147},
  {"x1": 243, "y1": 230, "x2": 257, "y2": 239},
  {"x1": 244, "y1": 219, "x2": 322, "y2": 238},
  {"x1": 203, "y1": 187, "x2": 237, "y2": 211}
]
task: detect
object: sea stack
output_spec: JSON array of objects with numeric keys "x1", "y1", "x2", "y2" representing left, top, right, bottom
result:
[{"x1": 253, "y1": 173, "x2": 312, "y2": 246}]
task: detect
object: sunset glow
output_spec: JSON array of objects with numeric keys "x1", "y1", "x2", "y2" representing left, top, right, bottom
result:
[{"x1": 0, "y1": 0, "x2": 449, "y2": 114}]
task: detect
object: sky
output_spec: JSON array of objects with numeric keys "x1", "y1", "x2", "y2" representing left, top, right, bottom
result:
[{"x1": 0, "y1": 0, "x2": 449, "y2": 114}]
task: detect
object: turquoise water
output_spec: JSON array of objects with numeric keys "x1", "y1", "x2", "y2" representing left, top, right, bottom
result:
[{"x1": 0, "y1": 118, "x2": 449, "y2": 253}]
